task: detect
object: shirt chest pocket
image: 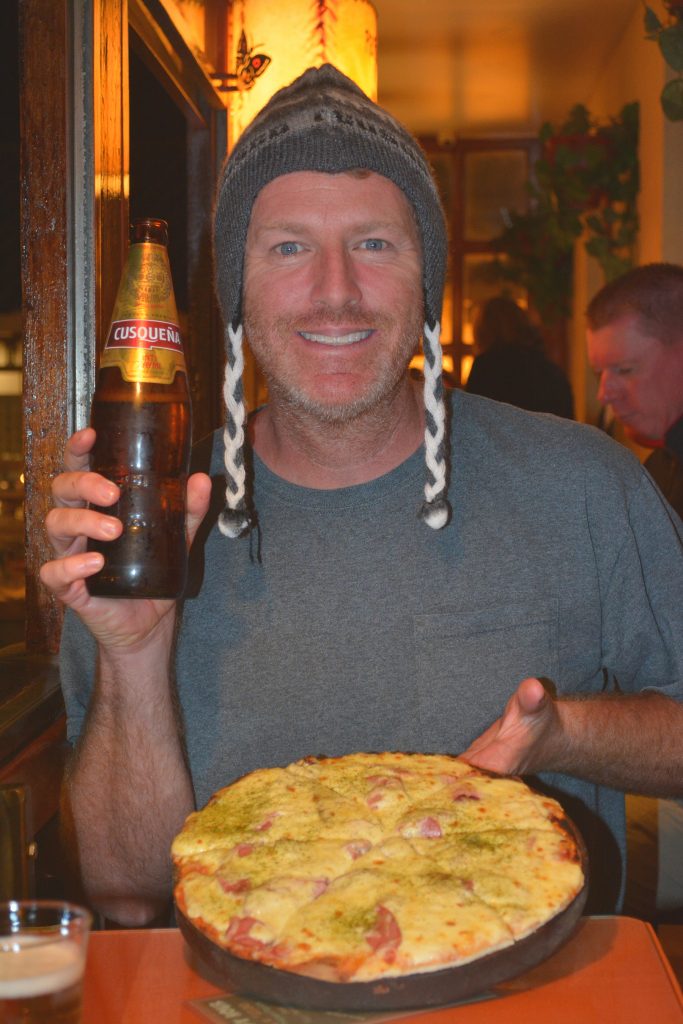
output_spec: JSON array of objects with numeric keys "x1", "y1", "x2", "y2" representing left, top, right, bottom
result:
[{"x1": 411, "y1": 598, "x2": 560, "y2": 753}]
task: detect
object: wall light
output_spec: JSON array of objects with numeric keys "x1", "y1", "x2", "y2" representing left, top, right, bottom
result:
[{"x1": 218, "y1": 0, "x2": 378, "y2": 144}]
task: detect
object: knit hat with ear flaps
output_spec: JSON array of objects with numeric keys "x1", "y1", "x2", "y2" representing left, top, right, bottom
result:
[{"x1": 213, "y1": 63, "x2": 451, "y2": 538}]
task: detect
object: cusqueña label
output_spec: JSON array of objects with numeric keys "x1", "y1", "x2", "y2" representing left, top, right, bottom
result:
[{"x1": 101, "y1": 318, "x2": 187, "y2": 384}]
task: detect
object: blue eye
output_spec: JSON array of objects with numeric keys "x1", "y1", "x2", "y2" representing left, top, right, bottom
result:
[
  {"x1": 276, "y1": 241, "x2": 302, "y2": 256},
  {"x1": 361, "y1": 238, "x2": 387, "y2": 251}
]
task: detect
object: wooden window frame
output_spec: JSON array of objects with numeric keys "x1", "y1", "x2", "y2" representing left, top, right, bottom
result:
[{"x1": 420, "y1": 135, "x2": 538, "y2": 383}]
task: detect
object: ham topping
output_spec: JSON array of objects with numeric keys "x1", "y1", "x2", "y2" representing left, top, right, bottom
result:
[
  {"x1": 366, "y1": 905, "x2": 402, "y2": 963},
  {"x1": 255, "y1": 812, "x2": 279, "y2": 832},
  {"x1": 218, "y1": 876, "x2": 251, "y2": 894},
  {"x1": 225, "y1": 916, "x2": 268, "y2": 951},
  {"x1": 417, "y1": 816, "x2": 443, "y2": 838},
  {"x1": 451, "y1": 788, "x2": 481, "y2": 802},
  {"x1": 345, "y1": 839, "x2": 373, "y2": 860},
  {"x1": 366, "y1": 777, "x2": 406, "y2": 809}
]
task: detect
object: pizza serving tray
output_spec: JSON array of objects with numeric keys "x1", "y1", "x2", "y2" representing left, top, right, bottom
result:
[{"x1": 177, "y1": 827, "x2": 588, "y2": 1012}]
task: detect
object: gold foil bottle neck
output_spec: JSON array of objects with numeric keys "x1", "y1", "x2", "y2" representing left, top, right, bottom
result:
[
  {"x1": 101, "y1": 219, "x2": 186, "y2": 384},
  {"x1": 110, "y1": 242, "x2": 178, "y2": 324}
]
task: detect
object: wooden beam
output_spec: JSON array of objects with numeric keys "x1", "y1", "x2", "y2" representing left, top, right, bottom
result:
[{"x1": 19, "y1": 0, "x2": 69, "y2": 654}]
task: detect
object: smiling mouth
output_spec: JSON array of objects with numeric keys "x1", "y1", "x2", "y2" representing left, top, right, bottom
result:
[{"x1": 299, "y1": 330, "x2": 373, "y2": 346}]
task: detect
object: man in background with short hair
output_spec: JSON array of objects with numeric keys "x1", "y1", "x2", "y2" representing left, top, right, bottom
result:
[{"x1": 587, "y1": 262, "x2": 683, "y2": 520}]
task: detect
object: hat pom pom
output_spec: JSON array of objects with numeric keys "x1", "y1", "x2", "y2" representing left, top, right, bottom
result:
[
  {"x1": 420, "y1": 498, "x2": 451, "y2": 530},
  {"x1": 218, "y1": 507, "x2": 251, "y2": 538}
]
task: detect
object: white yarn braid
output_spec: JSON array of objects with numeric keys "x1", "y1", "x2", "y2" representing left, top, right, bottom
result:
[
  {"x1": 421, "y1": 321, "x2": 451, "y2": 529},
  {"x1": 218, "y1": 323, "x2": 251, "y2": 537}
]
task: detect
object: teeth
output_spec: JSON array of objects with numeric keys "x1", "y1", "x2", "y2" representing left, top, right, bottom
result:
[{"x1": 299, "y1": 330, "x2": 372, "y2": 346}]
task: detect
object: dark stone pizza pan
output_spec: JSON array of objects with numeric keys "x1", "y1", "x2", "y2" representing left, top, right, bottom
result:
[{"x1": 177, "y1": 820, "x2": 589, "y2": 1012}]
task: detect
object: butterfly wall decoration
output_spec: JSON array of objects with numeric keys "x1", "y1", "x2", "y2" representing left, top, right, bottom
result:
[{"x1": 236, "y1": 30, "x2": 272, "y2": 89}]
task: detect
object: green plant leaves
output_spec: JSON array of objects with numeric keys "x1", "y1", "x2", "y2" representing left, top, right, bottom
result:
[
  {"x1": 644, "y1": 5, "x2": 663, "y2": 36},
  {"x1": 492, "y1": 102, "x2": 639, "y2": 318},
  {"x1": 661, "y1": 77, "x2": 683, "y2": 119},
  {"x1": 494, "y1": 211, "x2": 575, "y2": 323},
  {"x1": 645, "y1": 5, "x2": 683, "y2": 119},
  {"x1": 659, "y1": 23, "x2": 683, "y2": 69}
]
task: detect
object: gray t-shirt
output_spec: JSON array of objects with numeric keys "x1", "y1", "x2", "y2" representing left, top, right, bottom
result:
[{"x1": 60, "y1": 390, "x2": 683, "y2": 912}]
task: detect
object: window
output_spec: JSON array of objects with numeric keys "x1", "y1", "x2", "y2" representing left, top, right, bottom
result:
[{"x1": 420, "y1": 137, "x2": 536, "y2": 385}]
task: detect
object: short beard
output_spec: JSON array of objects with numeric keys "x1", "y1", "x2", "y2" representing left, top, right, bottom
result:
[
  {"x1": 244, "y1": 307, "x2": 424, "y2": 426},
  {"x1": 265, "y1": 362, "x2": 410, "y2": 425}
]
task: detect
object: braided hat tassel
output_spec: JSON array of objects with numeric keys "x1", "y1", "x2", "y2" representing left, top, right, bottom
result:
[
  {"x1": 420, "y1": 321, "x2": 451, "y2": 529},
  {"x1": 218, "y1": 324, "x2": 251, "y2": 538}
]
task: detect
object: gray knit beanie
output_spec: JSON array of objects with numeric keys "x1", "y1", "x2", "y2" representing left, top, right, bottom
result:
[{"x1": 214, "y1": 63, "x2": 450, "y2": 538}]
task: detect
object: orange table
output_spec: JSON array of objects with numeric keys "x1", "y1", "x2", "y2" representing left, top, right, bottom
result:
[{"x1": 81, "y1": 916, "x2": 683, "y2": 1024}]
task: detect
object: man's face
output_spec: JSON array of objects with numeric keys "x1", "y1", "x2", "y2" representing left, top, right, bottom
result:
[
  {"x1": 587, "y1": 315, "x2": 683, "y2": 443},
  {"x1": 242, "y1": 170, "x2": 424, "y2": 423}
]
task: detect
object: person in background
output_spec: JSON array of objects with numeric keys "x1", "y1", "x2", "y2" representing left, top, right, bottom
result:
[
  {"x1": 40, "y1": 66, "x2": 682, "y2": 927},
  {"x1": 586, "y1": 262, "x2": 683, "y2": 925},
  {"x1": 586, "y1": 262, "x2": 683, "y2": 520},
  {"x1": 466, "y1": 296, "x2": 574, "y2": 418}
]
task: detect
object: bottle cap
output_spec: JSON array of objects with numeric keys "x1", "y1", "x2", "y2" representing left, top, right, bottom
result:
[{"x1": 130, "y1": 218, "x2": 168, "y2": 246}]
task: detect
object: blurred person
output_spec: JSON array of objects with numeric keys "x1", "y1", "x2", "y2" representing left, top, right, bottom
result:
[
  {"x1": 586, "y1": 262, "x2": 683, "y2": 520},
  {"x1": 466, "y1": 296, "x2": 574, "y2": 418},
  {"x1": 587, "y1": 262, "x2": 683, "y2": 923},
  {"x1": 39, "y1": 67, "x2": 682, "y2": 927}
]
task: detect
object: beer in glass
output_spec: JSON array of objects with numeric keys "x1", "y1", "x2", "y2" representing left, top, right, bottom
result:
[{"x1": 0, "y1": 901, "x2": 91, "y2": 1023}]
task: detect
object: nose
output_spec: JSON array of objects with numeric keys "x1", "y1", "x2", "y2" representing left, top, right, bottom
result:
[
  {"x1": 598, "y1": 370, "x2": 619, "y2": 406},
  {"x1": 597, "y1": 372, "x2": 608, "y2": 405},
  {"x1": 310, "y1": 246, "x2": 362, "y2": 310}
]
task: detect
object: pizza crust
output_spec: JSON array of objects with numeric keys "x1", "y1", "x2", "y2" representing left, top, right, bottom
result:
[{"x1": 172, "y1": 752, "x2": 585, "y2": 982}]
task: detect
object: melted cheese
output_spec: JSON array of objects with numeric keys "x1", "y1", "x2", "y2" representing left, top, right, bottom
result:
[{"x1": 173, "y1": 753, "x2": 584, "y2": 981}]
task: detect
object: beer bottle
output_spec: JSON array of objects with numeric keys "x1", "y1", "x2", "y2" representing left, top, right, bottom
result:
[{"x1": 86, "y1": 218, "x2": 192, "y2": 598}]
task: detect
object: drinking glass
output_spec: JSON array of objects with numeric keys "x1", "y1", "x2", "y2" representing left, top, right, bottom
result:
[{"x1": 0, "y1": 901, "x2": 92, "y2": 1024}]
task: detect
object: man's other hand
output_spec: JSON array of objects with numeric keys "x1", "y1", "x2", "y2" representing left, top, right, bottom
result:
[{"x1": 460, "y1": 677, "x2": 562, "y2": 776}]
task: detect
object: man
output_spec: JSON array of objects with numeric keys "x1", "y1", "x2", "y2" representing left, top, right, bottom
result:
[
  {"x1": 42, "y1": 66, "x2": 683, "y2": 927},
  {"x1": 586, "y1": 262, "x2": 683, "y2": 519},
  {"x1": 586, "y1": 264, "x2": 683, "y2": 922}
]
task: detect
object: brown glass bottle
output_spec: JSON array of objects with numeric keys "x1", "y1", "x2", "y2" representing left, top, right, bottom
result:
[{"x1": 86, "y1": 219, "x2": 192, "y2": 598}]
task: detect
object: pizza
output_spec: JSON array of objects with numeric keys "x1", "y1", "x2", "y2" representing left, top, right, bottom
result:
[{"x1": 172, "y1": 752, "x2": 585, "y2": 983}]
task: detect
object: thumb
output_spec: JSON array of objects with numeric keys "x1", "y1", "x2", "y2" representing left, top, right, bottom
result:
[
  {"x1": 516, "y1": 677, "x2": 550, "y2": 716},
  {"x1": 186, "y1": 472, "x2": 212, "y2": 546}
]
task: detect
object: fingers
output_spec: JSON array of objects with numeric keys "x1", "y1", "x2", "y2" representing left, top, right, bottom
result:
[
  {"x1": 44, "y1": 472, "x2": 210, "y2": 593},
  {"x1": 459, "y1": 678, "x2": 556, "y2": 776},
  {"x1": 47, "y1": 435, "x2": 122, "y2": 556},
  {"x1": 40, "y1": 426, "x2": 121, "y2": 602},
  {"x1": 52, "y1": 428, "x2": 119, "y2": 513},
  {"x1": 186, "y1": 473, "x2": 212, "y2": 546},
  {"x1": 64, "y1": 426, "x2": 96, "y2": 471},
  {"x1": 52, "y1": 469, "x2": 119, "y2": 510},
  {"x1": 46, "y1": 503, "x2": 122, "y2": 556},
  {"x1": 39, "y1": 551, "x2": 104, "y2": 603},
  {"x1": 42, "y1": 501, "x2": 122, "y2": 598},
  {"x1": 459, "y1": 722, "x2": 498, "y2": 761}
]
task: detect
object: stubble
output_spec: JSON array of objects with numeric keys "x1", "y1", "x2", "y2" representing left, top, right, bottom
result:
[{"x1": 243, "y1": 305, "x2": 424, "y2": 426}]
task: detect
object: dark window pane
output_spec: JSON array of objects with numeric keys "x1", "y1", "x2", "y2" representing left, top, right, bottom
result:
[{"x1": 464, "y1": 150, "x2": 529, "y2": 241}]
